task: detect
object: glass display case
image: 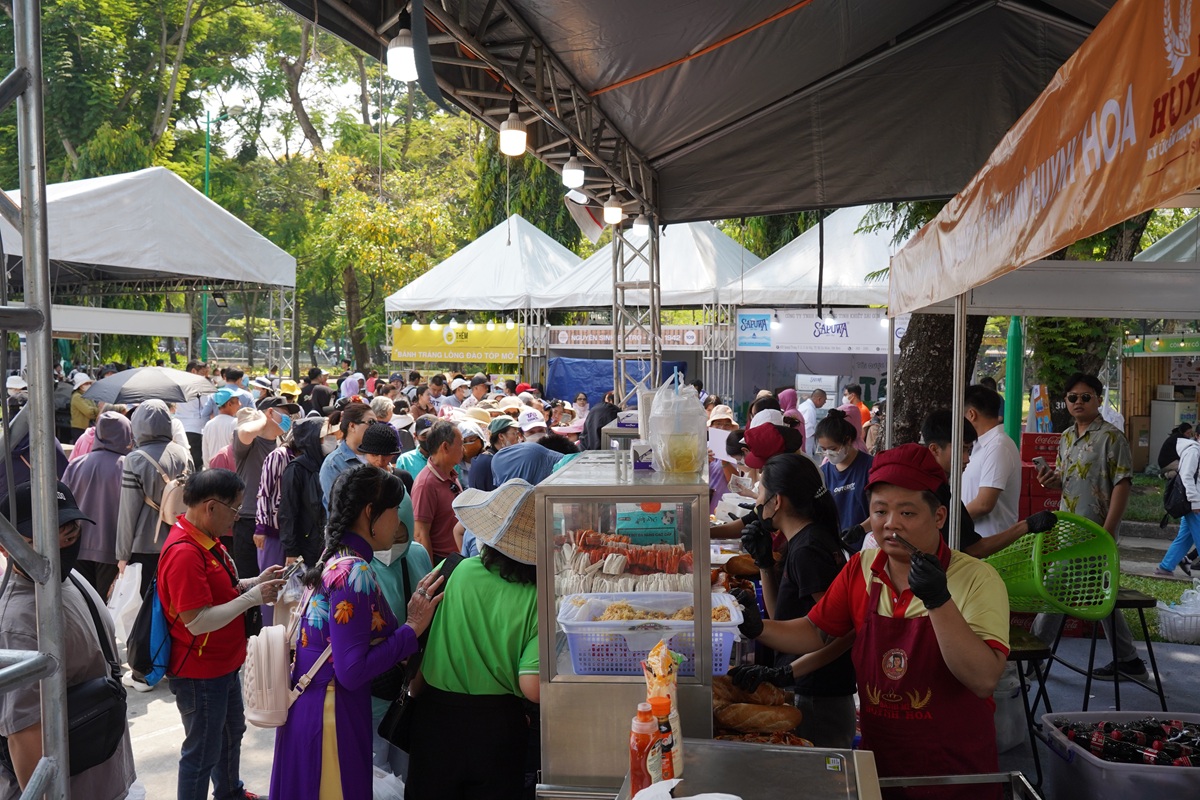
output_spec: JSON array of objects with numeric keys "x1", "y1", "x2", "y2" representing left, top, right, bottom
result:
[{"x1": 535, "y1": 450, "x2": 713, "y2": 797}]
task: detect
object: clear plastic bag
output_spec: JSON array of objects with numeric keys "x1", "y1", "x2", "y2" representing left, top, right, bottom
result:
[
  {"x1": 106, "y1": 563, "x2": 142, "y2": 642},
  {"x1": 649, "y1": 375, "x2": 706, "y2": 474}
]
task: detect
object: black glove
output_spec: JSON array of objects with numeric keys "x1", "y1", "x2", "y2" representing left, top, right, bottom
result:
[
  {"x1": 840, "y1": 524, "x2": 867, "y2": 552},
  {"x1": 740, "y1": 520, "x2": 774, "y2": 569},
  {"x1": 1025, "y1": 510, "x2": 1057, "y2": 534},
  {"x1": 731, "y1": 587, "x2": 763, "y2": 639},
  {"x1": 908, "y1": 552, "x2": 951, "y2": 610},
  {"x1": 729, "y1": 664, "x2": 792, "y2": 692}
]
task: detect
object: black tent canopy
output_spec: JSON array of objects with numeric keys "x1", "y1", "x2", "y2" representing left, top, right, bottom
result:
[{"x1": 278, "y1": 0, "x2": 1115, "y2": 221}]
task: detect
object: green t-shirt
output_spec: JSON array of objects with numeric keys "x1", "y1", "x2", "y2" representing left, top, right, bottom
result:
[{"x1": 421, "y1": 555, "x2": 539, "y2": 697}]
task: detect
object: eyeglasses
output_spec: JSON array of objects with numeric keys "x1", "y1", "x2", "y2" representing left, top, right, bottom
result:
[
  {"x1": 1066, "y1": 393, "x2": 1094, "y2": 403},
  {"x1": 213, "y1": 499, "x2": 241, "y2": 514}
]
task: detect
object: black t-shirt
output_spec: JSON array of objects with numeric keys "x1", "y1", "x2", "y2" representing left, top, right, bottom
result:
[
  {"x1": 772, "y1": 523, "x2": 857, "y2": 697},
  {"x1": 935, "y1": 482, "x2": 982, "y2": 552},
  {"x1": 310, "y1": 384, "x2": 334, "y2": 415}
]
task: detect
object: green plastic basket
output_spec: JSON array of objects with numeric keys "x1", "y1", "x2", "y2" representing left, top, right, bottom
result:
[{"x1": 983, "y1": 511, "x2": 1118, "y2": 621}]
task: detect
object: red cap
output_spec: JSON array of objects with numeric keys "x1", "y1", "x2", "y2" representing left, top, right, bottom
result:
[
  {"x1": 744, "y1": 423, "x2": 785, "y2": 469},
  {"x1": 866, "y1": 443, "x2": 946, "y2": 494},
  {"x1": 515, "y1": 382, "x2": 532, "y2": 393}
]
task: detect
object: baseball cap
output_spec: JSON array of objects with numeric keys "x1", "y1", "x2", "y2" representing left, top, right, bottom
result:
[
  {"x1": 866, "y1": 443, "x2": 946, "y2": 494},
  {"x1": 257, "y1": 396, "x2": 302, "y2": 415},
  {"x1": 518, "y1": 407, "x2": 546, "y2": 432},
  {"x1": 450, "y1": 377, "x2": 470, "y2": 391},
  {"x1": 708, "y1": 405, "x2": 735, "y2": 426},
  {"x1": 470, "y1": 375, "x2": 489, "y2": 388},
  {"x1": 488, "y1": 416, "x2": 519, "y2": 436},
  {"x1": 515, "y1": 382, "x2": 531, "y2": 394},
  {"x1": 413, "y1": 414, "x2": 439, "y2": 437},
  {"x1": 4, "y1": 480, "x2": 94, "y2": 537},
  {"x1": 358, "y1": 422, "x2": 401, "y2": 456},
  {"x1": 743, "y1": 423, "x2": 803, "y2": 469},
  {"x1": 212, "y1": 387, "x2": 237, "y2": 407}
]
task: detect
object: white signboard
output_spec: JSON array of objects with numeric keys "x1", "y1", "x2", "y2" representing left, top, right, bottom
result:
[{"x1": 737, "y1": 308, "x2": 907, "y2": 353}]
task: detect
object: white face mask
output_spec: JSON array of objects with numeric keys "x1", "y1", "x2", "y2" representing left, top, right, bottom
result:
[
  {"x1": 822, "y1": 446, "x2": 849, "y2": 465},
  {"x1": 524, "y1": 431, "x2": 545, "y2": 443},
  {"x1": 374, "y1": 541, "x2": 409, "y2": 565},
  {"x1": 321, "y1": 435, "x2": 338, "y2": 456}
]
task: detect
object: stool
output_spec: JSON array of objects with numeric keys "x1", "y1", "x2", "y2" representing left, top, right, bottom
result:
[
  {"x1": 1007, "y1": 625, "x2": 1052, "y2": 788},
  {"x1": 1046, "y1": 588, "x2": 1168, "y2": 712}
]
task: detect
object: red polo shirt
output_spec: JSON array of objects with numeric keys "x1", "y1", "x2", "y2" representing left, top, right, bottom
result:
[
  {"x1": 157, "y1": 517, "x2": 246, "y2": 678},
  {"x1": 412, "y1": 461, "x2": 463, "y2": 560}
]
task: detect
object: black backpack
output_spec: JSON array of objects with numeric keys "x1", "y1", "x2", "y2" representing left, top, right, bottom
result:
[{"x1": 1163, "y1": 473, "x2": 1192, "y2": 521}]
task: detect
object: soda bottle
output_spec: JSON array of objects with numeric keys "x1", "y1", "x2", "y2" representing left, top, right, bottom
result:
[
  {"x1": 649, "y1": 696, "x2": 675, "y2": 781},
  {"x1": 629, "y1": 702, "x2": 661, "y2": 795}
]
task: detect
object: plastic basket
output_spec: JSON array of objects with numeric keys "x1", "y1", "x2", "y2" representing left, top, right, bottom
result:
[
  {"x1": 984, "y1": 511, "x2": 1117, "y2": 620},
  {"x1": 1156, "y1": 601, "x2": 1200, "y2": 644},
  {"x1": 557, "y1": 591, "x2": 742, "y2": 676}
]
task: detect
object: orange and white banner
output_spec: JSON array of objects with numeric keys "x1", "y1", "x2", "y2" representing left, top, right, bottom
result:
[{"x1": 890, "y1": 0, "x2": 1200, "y2": 315}]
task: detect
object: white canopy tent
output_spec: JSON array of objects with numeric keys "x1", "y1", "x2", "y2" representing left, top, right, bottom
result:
[
  {"x1": 531, "y1": 221, "x2": 760, "y2": 308},
  {"x1": 384, "y1": 214, "x2": 581, "y2": 313},
  {"x1": 718, "y1": 206, "x2": 896, "y2": 307},
  {"x1": 0, "y1": 166, "x2": 296, "y2": 290}
]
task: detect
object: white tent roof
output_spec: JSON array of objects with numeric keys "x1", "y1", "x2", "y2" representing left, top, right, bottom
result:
[
  {"x1": 718, "y1": 206, "x2": 896, "y2": 306},
  {"x1": 531, "y1": 221, "x2": 760, "y2": 308},
  {"x1": 384, "y1": 214, "x2": 581, "y2": 312},
  {"x1": 0, "y1": 166, "x2": 295, "y2": 287}
]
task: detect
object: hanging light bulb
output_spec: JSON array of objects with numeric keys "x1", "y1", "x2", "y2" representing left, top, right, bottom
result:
[
  {"x1": 430, "y1": 318, "x2": 442, "y2": 331},
  {"x1": 449, "y1": 316, "x2": 459, "y2": 329},
  {"x1": 603, "y1": 188, "x2": 624, "y2": 225},
  {"x1": 505, "y1": 316, "x2": 515, "y2": 330},
  {"x1": 879, "y1": 316, "x2": 890, "y2": 328},
  {"x1": 632, "y1": 208, "x2": 650, "y2": 237},
  {"x1": 411, "y1": 319, "x2": 422, "y2": 331},
  {"x1": 770, "y1": 312, "x2": 781, "y2": 331},
  {"x1": 499, "y1": 95, "x2": 527, "y2": 157},
  {"x1": 386, "y1": 29, "x2": 418, "y2": 82},
  {"x1": 392, "y1": 318, "x2": 402, "y2": 328},
  {"x1": 562, "y1": 145, "x2": 585, "y2": 188},
  {"x1": 487, "y1": 319, "x2": 496, "y2": 331},
  {"x1": 466, "y1": 319, "x2": 475, "y2": 331}
]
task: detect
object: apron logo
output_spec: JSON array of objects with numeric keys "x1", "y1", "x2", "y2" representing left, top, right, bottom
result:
[
  {"x1": 882, "y1": 648, "x2": 908, "y2": 680},
  {"x1": 1164, "y1": 1, "x2": 1193, "y2": 78}
]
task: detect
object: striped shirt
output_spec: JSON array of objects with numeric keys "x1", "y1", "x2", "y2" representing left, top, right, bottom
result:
[{"x1": 255, "y1": 445, "x2": 295, "y2": 535}]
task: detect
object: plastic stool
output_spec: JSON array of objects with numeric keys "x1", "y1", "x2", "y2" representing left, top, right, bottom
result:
[{"x1": 1007, "y1": 625, "x2": 1052, "y2": 788}]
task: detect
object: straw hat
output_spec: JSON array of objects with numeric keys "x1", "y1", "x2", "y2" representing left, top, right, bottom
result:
[
  {"x1": 460, "y1": 406, "x2": 492, "y2": 427},
  {"x1": 498, "y1": 396, "x2": 523, "y2": 412},
  {"x1": 452, "y1": 478, "x2": 537, "y2": 564}
]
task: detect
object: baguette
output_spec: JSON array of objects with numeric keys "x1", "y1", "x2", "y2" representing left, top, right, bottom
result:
[
  {"x1": 714, "y1": 702, "x2": 803, "y2": 733},
  {"x1": 712, "y1": 675, "x2": 793, "y2": 708}
]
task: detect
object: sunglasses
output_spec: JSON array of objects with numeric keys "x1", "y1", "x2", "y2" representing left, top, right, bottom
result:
[
  {"x1": 449, "y1": 481, "x2": 461, "y2": 495},
  {"x1": 1065, "y1": 393, "x2": 1094, "y2": 403}
]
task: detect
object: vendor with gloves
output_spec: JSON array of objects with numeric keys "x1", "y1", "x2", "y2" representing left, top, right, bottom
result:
[{"x1": 732, "y1": 444, "x2": 1010, "y2": 799}]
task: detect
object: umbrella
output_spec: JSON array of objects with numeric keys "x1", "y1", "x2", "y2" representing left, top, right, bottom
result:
[{"x1": 83, "y1": 367, "x2": 217, "y2": 405}]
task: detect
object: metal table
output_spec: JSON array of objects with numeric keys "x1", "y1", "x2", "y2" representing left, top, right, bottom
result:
[{"x1": 601, "y1": 419, "x2": 641, "y2": 450}]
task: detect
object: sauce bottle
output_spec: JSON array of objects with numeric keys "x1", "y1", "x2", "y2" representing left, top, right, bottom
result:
[
  {"x1": 649, "y1": 696, "x2": 675, "y2": 780},
  {"x1": 629, "y1": 702, "x2": 661, "y2": 794}
]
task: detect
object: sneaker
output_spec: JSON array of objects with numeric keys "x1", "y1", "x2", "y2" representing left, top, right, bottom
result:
[
  {"x1": 243, "y1": 793, "x2": 268, "y2": 800},
  {"x1": 1092, "y1": 658, "x2": 1149, "y2": 681},
  {"x1": 1153, "y1": 567, "x2": 1176, "y2": 577},
  {"x1": 121, "y1": 671, "x2": 153, "y2": 693},
  {"x1": 1181, "y1": 559, "x2": 1193, "y2": 578}
]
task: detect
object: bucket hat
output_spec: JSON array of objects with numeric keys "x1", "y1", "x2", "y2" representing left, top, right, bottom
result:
[{"x1": 452, "y1": 478, "x2": 537, "y2": 564}]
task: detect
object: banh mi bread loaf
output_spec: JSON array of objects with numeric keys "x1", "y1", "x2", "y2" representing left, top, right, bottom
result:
[
  {"x1": 714, "y1": 702, "x2": 803, "y2": 733},
  {"x1": 723, "y1": 554, "x2": 760, "y2": 578},
  {"x1": 711, "y1": 675, "x2": 793, "y2": 708}
]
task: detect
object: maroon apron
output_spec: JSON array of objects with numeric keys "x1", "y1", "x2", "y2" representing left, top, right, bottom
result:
[{"x1": 852, "y1": 574, "x2": 1001, "y2": 800}]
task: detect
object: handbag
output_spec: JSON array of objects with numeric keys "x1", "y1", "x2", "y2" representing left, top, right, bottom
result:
[{"x1": 371, "y1": 556, "x2": 411, "y2": 702}]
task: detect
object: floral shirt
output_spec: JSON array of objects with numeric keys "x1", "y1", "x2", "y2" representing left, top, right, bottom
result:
[{"x1": 1056, "y1": 417, "x2": 1133, "y2": 526}]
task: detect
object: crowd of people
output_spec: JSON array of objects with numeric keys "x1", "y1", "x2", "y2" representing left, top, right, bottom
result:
[{"x1": 0, "y1": 358, "x2": 1142, "y2": 799}]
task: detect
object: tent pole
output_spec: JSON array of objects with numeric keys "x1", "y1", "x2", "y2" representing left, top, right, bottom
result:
[
  {"x1": 1004, "y1": 316, "x2": 1023, "y2": 444},
  {"x1": 885, "y1": 314, "x2": 895, "y2": 449},
  {"x1": 949, "y1": 293, "x2": 967, "y2": 552}
]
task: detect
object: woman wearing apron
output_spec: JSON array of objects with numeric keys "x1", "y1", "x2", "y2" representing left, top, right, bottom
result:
[{"x1": 734, "y1": 444, "x2": 1011, "y2": 799}]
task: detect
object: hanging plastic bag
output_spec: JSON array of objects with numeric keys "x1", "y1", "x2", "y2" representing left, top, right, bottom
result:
[
  {"x1": 106, "y1": 562, "x2": 143, "y2": 642},
  {"x1": 649, "y1": 373, "x2": 707, "y2": 474},
  {"x1": 372, "y1": 766, "x2": 406, "y2": 800},
  {"x1": 273, "y1": 569, "x2": 306, "y2": 639}
]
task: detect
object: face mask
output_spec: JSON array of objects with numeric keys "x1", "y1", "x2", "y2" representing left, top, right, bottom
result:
[
  {"x1": 525, "y1": 431, "x2": 544, "y2": 444},
  {"x1": 754, "y1": 497, "x2": 777, "y2": 533},
  {"x1": 375, "y1": 540, "x2": 410, "y2": 566},
  {"x1": 321, "y1": 435, "x2": 337, "y2": 456},
  {"x1": 823, "y1": 447, "x2": 848, "y2": 465},
  {"x1": 278, "y1": 414, "x2": 292, "y2": 433},
  {"x1": 252, "y1": 389, "x2": 264, "y2": 400},
  {"x1": 59, "y1": 536, "x2": 82, "y2": 578}
]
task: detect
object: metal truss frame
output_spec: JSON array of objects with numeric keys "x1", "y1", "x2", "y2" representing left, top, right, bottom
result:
[
  {"x1": 701, "y1": 300, "x2": 736, "y2": 404},
  {"x1": 612, "y1": 225, "x2": 660, "y2": 405},
  {"x1": 519, "y1": 306, "x2": 547, "y2": 384},
  {"x1": 266, "y1": 288, "x2": 298, "y2": 377}
]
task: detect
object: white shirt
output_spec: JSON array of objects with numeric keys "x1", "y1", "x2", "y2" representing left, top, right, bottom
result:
[
  {"x1": 798, "y1": 399, "x2": 819, "y2": 453},
  {"x1": 961, "y1": 423, "x2": 1023, "y2": 536},
  {"x1": 173, "y1": 395, "x2": 207, "y2": 435},
  {"x1": 201, "y1": 413, "x2": 238, "y2": 468}
]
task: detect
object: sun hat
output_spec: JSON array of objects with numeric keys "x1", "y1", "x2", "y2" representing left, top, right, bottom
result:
[
  {"x1": 498, "y1": 396, "x2": 523, "y2": 412},
  {"x1": 72, "y1": 372, "x2": 93, "y2": 390},
  {"x1": 358, "y1": 422, "x2": 401, "y2": 456},
  {"x1": 708, "y1": 405, "x2": 736, "y2": 426},
  {"x1": 251, "y1": 376, "x2": 273, "y2": 391},
  {"x1": 212, "y1": 387, "x2": 237, "y2": 407},
  {"x1": 460, "y1": 407, "x2": 492, "y2": 427},
  {"x1": 6, "y1": 375, "x2": 26, "y2": 390},
  {"x1": 3, "y1": 480, "x2": 93, "y2": 536},
  {"x1": 458, "y1": 420, "x2": 485, "y2": 441},
  {"x1": 236, "y1": 406, "x2": 266, "y2": 430},
  {"x1": 518, "y1": 407, "x2": 547, "y2": 432},
  {"x1": 477, "y1": 398, "x2": 499, "y2": 412},
  {"x1": 488, "y1": 416, "x2": 519, "y2": 436},
  {"x1": 866, "y1": 443, "x2": 946, "y2": 494},
  {"x1": 452, "y1": 478, "x2": 537, "y2": 564},
  {"x1": 552, "y1": 422, "x2": 584, "y2": 435},
  {"x1": 748, "y1": 408, "x2": 784, "y2": 429},
  {"x1": 391, "y1": 413, "x2": 415, "y2": 431},
  {"x1": 450, "y1": 377, "x2": 471, "y2": 391},
  {"x1": 279, "y1": 379, "x2": 300, "y2": 397}
]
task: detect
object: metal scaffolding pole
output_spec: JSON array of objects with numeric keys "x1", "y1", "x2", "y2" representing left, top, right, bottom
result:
[
  {"x1": 611, "y1": 224, "x2": 661, "y2": 405},
  {"x1": 12, "y1": 0, "x2": 69, "y2": 795}
]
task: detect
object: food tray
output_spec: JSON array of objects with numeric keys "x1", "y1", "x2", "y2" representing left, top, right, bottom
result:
[
  {"x1": 557, "y1": 591, "x2": 742, "y2": 676},
  {"x1": 1156, "y1": 601, "x2": 1200, "y2": 644}
]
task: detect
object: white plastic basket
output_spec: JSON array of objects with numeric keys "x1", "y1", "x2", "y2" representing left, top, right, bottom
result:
[
  {"x1": 1156, "y1": 601, "x2": 1200, "y2": 644},
  {"x1": 557, "y1": 591, "x2": 743, "y2": 676}
]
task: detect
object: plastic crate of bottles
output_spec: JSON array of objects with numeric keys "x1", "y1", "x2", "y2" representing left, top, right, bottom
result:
[
  {"x1": 1041, "y1": 712, "x2": 1200, "y2": 800},
  {"x1": 557, "y1": 591, "x2": 742, "y2": 676}
]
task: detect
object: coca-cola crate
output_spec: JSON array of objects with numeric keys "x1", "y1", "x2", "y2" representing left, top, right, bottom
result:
[
  {"x1": 1010, "y1": 611, "x2": 1095, "y2": 638},
  {"x1": 1042, "y1": 712, "x2": 1200, "y2": 800},
  {"x1": 1020, "y1": 432, "x2": 1061, "y2": 461}
]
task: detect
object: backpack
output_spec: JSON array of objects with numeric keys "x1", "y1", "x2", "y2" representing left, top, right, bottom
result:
[
  {"x1": 241, "y1": 562, "x2": 340, "y2": 729},
  {"x1": 1164, "y1": 472, "x2": 1193, "y2": 521},
  {"x1": 127, "y1": 540, "x2": 200, "y2": 686},
  {"x1": 53, "y1": 382, "x2": 73, "y2": 426},
  {"x1": 136, "y1": 450, "x2": 189, "y2": 531}
]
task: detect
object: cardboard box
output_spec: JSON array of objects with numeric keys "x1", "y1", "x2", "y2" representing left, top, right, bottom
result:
[
  {"x1": 1020, "y1": 432, "x2": 1060, "y2": 461},
  {"x1": 615, "y1": 410, "x2": 640, "y2": 429},
  {"x1": 1129, "y1": 414, "x2": 1151, "y2": 473}
]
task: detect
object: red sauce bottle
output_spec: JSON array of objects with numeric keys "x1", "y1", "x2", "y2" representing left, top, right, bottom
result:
[{"x1": 629, "y1": 702, "x2": 661, "y2": 794}]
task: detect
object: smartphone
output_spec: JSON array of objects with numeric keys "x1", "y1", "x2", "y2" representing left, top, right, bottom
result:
[
  {"x1": 1031, "y1": 456, "x2": 1048, "y2": 471},
  {"x1": 280, "y1": 558, "x2": 305, "y2": 581}
]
